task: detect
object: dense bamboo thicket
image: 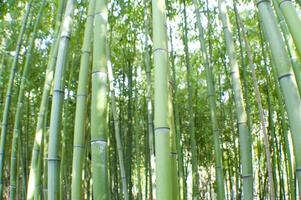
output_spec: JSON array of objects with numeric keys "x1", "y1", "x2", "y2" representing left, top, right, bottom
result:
[{"x1": 1, "y1": 0, "x2": 301, "y2": 199}]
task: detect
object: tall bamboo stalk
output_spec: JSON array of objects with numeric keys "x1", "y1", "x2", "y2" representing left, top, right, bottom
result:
[
  {"x1": 152, "y1": 0, "x2": 173, "y2": 199},
  {"x1": 275, "y1": 0, "x2": 301, "y2": 60},
  {"x1": 107, "y1": 43, "x2": 129, "y2": 200},
  {"x1": 168, "y1": 11, "x2": 186, "y2": 200},
  {"x1": 47, "y1": 0, "x2": 74, "y2": 198},
  {"x1": 27, "y1": 0, "x2": 66, "y2": 198},
  {"x1": 143, "y1": 0, "x2": 155, "y2": 198},
  {"x1": 71, "y1": 0, "x2": 95, "y2": 198},
  {"x1": 9, "y1": 1, "x2": 46, "y2": 199},
  {"x1": 256, "y1": 0, "x2": 301, "y2": 197},
  {"x1": 90, "y1": 0, "x2": 109, "y2": 198},
  {"x1": 272, "y1": 0, "x2": 301, "y2": 96},
  {"x1": 193, "y1": 0, "x2": 225, "y2": 199},
  {"x1": 181, "y1": 1, "x2": 199, "y2": 198},
  {"x1": 217, "y1": 1, "x2": 253, "y2": 199},
  {"x1": 234, "y1": 3, "x2": 275, "y2": 199},
  {"x1": 0, "y1": 1, "x2": 33, "y2": 197}
]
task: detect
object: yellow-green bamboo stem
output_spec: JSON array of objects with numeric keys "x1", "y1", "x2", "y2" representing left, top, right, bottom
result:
[
  {"x1": 71, "y1": 0, "x2": 95, "y2": 198},
  {"x1": 90, "y1": 0, "x2": 109, "y2": 199},
  {"x1": 47, "y1": 0, "x2": 74, "y2": 198},
  {"x1": 218, "y1": 0, "x2": 253, "y2": 199},
  {"x1": 256, "y1": 0, "x2": 301, "y2": 197},
  {"x1": 152, "y1": 0, "x2": 173, "y2": 199}
]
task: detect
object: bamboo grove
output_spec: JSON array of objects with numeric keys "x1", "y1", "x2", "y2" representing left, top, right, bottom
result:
[{"x1": 1, "y1": 0, "x2": 301, "y2": 199}]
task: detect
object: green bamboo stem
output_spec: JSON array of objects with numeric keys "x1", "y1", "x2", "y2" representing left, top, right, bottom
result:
[
  {"x1": 181, "y1": 1, "x2": 199, "y2": 198},
  {"x1": 107, "y1": 43, "x2": 129, "y2": 200},
  {"x1": 0, "y1": 1, "x2": 32, "y2": 197},
  {"x1": 152, "y1": 0, "x2": 173, "y2": 199},
  {"x1": 90, "y1": 0, "x2": 109, "y2": 199},
  {"x1": 235, "y1": 4, "x2": 276, "y2": 199},
  {"x1": 26, "y1": 29, "x2": 60, "y2": 200},
  {"x1": 270, "y1": 60, "x2": 296, "y2": 199},
  {"x1": 256, "y1": 0, "x2": 301, "y2": 197},
  {"x1": 222, "y1": 57, "x2": 241, "y2": 199},
  {"x1": 217, "y1": 1, "x2": 253, "y2": 199},
  {"x1": 125, "y1": 52, "x2": 134, "y2": 200},
  {"x1": 168, "y1": 13, "x2": 186, "y2": 200},
  {"x1": 258, "y1": 23, "x2": 295, "y2": 198},
  {"x1": 272, "y1": 0, "x2": 301, "y2": 96},
  {"x1": 133, "y1": 80, "x2": 143, "y2": 200},
  {"x1": 231, "y1": 3, "x2": 253, "y2": 134},
  {"x1": 27, "y1": 0, "x2": 66, "y2": 198},
  {"x1": 47, "y1": 0, "x2": 75, "y2": 198},
  {"x1": 0, "y1": 56, "x2": 4, "y2": 88},
  {"x1": 275, "y1": 0, "x2": 301, "y2": 61},
  {"x1": 43, "y1": 128, "x2": 50, "y2": 200},
  {"x1": 143, "y1": 0, "x2": 155, "y2": 198},
  {"x1": 59, "y1": 57, "x2": 75, "y2": 200},
  {"x1": 9, "y1": 1, "x2": 46, "y2": 199},
  {"x1": 168, "y1": 79, "x2": 179, "y2": 200},
  {"x1": 193, "y1": 1, "x2": 225, "y2": 199},
  {"x1": 70, "y1": 0, "x2": 95, "y2": 198}
]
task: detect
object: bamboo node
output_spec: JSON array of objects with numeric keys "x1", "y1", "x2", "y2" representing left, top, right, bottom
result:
[
  {"x1": 1, "y1": 123, "x2": 7, "y2": 127},
  {"x1": 237, "y1": 121, "x2": 247, "y2": 125},
  {"x1": 53, "y1": 89, "x2": 65, "y2": 94},
  {"x1": 155, "y1": 127, "x2": 170, "y2": 132},
  {"x1": 91, "y1": 139, "x2": 107, "y2": 145},
  {"x1": 73, "y1": 145, "x2": 85, "y2": 149},
  {"x1": 81, "y1": 49, "x2": 91, "y2": 54},
  {"x1": 241, "y1": 174, "x2": 252, "y2": 178},
  {"x1": 60, "y1": 33, "x2": 71, "y2": 40},
  {"x1": 256, "y1": 0, "x2": 270, "y2": 7},
  {"x1": 153, "y1": 48, "x2": 168, "y2": 53},
  {"x1": 278, "y1": 72, "x2": 292, "y2": 80},
  {"x1": 279, "y1": 0, "x2": 291, "y2": 7},
  {"x1": 47, "y1": 157, "x2": 61, "y2": 162},
  {"x1": 92, "y1": 70, "x2": 107, "y2": 78}
]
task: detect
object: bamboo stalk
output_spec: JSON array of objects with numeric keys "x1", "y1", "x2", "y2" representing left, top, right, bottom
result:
[
  {"x1": 217, "y1": 0, "x2": 253, "y2": 198},
  {"x1": 90, "y1": 0, "x2": 109, "y2": 198},
  {"x1": 0, "y1": 1, "x2": 33, "y2": 197},
  {"x1": 47, "y1": 0, "x2": 75, "y2": 198}
]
